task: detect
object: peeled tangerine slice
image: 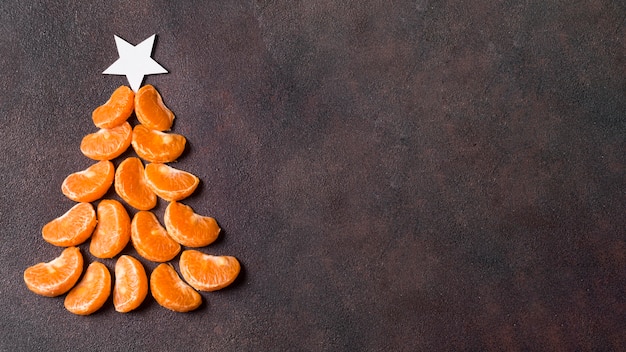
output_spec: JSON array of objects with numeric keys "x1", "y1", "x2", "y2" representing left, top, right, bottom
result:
[
  {"x1": 179, "y1": 250, "x2": 240, "y2": 292},
  {"x1": 64, "y1": 262, "x2": 111, "y2": 315},
  {"x1": 42, "y1": 202, "x2": 97, "y2": 247},
  {"x1": 131, "y1": 124, "x2": 186, "y2": 163},
  {"x1": 114, "y1": 255, "x2": 148, "y2": 313},
  {"x1": 135, "y1": 84, "x2": 174, "y2": 131},
  {"x1": 23, "y1": 247, "x2": 83, "y2": 297},
  {"x1": 144, "y1": 163, "x2": 199, "y2": 201},
  {"x1": 92, "y1": 85, "x2": 135, "y2": 129},
  {"x1": 61, "y1": 160, "x2": 114, "y2": 203},
  {"x1": 164, "y1": 201, "x2": 220, "y2": 247},
  {"x1": 114, "y1": 157, "x2": 157, "y2": 210},
  {"x1": 131, "y1": 211, "x2": 181, "y2": 263},
  {"x1": 89, "y1": 199, "x2": 131, "y2": 259},
  {"x1": 150, "y1": 263, "x2": 201, "y2": 312},
  {"x1": 80, "y1": 122, "x2": 132, "y2": 161}
]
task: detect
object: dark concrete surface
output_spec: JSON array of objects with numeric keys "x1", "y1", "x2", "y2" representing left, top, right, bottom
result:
[{"x1": 1, "y1": 0, "x2": 625, "y2": 351}]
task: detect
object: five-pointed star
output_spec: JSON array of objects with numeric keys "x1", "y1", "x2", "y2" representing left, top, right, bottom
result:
[{"x1": 103, "y1": 34, "x2": 167, "y2": 92}]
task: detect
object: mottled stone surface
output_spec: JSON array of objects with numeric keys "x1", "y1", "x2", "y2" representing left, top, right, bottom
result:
[{"x1": 1, "y1": 1, "x2": 624, "y2": 350}]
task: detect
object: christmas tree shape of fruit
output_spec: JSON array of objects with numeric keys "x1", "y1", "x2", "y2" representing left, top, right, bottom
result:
[{"x1": 24, "y1": 85, "x2": 241, "y2": 314}]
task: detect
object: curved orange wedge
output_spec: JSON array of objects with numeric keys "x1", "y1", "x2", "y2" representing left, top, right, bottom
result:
[
  {"x1": 92, "y1": 85, "x2": 134, "y2": 129},
  {"x1": 164, "y1": 201, "x2": 220, "y2": 247},
  {"x1": 144, "y1": 163, "x2": 199, "y2": 201},
  {"x1": 131, "y1": 124, "x2": 186, "y2": 163},
  {"x1": 64, "y1": 262, "x2": 111, "y2": 315},
  {"x1": 24, "y1": 247, "x2": 83, "y2": 297},
  {"x1": 42, "y1": 202, "x2": 96, "y2": 247},
  {"x1": 80, "y1": 122, "x2": 132, "y2": 161},
  {"x1": 150, "y1": 263, "x2": 201, "y2": 312},
  {"x1": 131, "y1": 211, "x2": 181, "y2": 263},
  {"x1": 135, "y1": 85, "x2": 174, "y2": 131},
  {"x1": 61, "y1": 160, "x2": 114, "y2": 203},
  {"x1": 113, "y1": 255, "x2": 148, "y2": 313},
  {"x1": 114, "y1": 157, "x2": 157, "y2": 210},
  {"x1": 179, "y1": 250, "x2": 240, "y2": 292},
  {"x1": 89, "y1": 199, "x2": 131, "y2": 258}
]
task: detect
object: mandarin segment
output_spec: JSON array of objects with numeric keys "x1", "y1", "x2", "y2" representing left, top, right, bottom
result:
[
  {"x1": 131, "y1": 211, "x2": 181, "y2": 263},
  {"x1": 114, "y1": 255, "x2": 148, "y2": 313},
  {"x1": 179, "y1": 250, "x2": 240, "y2": 292},
  {"x1": 164, "y1": 201, "x2": 220, "y2": 247},
  {"x1": 150, "y1": 263, "x2": 201, "y2": 312},
  {"x1": 114, "y1": 157, "x2": 157, "y2": 210},
  {"x1": 89, "y1": 199, "x2": 131, "y2": 258},
  {"x1": 64, "y1": 262, "x2": 111, "y2": 315},
  {"x1": 23, "y1": 247, "x2": 83, "y2": 297},
  {"x1": 131, "y1": 124, "x2": 186, "y2": 163},
  {"x1": 42, "y1": 202, "x2": 96, "y2": 247},
  {"x1": 92, "y1": 85, "x2": 135, "y2": 129},
  {"x1": 135, "y1": 85, "x2": 174, "y2": 131},
  {"x1": 80, "y1": 122, "x2": 132, "y2": 161},
  {"x1": 61, "y1": 160, "x2": 115, "y2": 203},
  {"x1": 144, "y1": 163, "x2": 199, "y2": 201}
]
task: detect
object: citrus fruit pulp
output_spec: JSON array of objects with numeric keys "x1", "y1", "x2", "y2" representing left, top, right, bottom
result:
[
  {"x1": 42, "y1": 202, "x2": 96, "y2": 247},
  {"x1": 89, "y1": 199, "x2": 131, "y2": 258},
  {"x1": 80, "y1": 122, "x2": 132, "y2": 161},
  {"x1": 114, "y1": 157, "x2": 157, "y2": 210},
  {"x1": 64, "y1": 261, "x2": 111, "y2": 315},
  {"x1": 164, "y1": 201, "x2": 220, "y2": 247},
  {"x1": 179, "y1": 250, "x2": 240, "y2": 292},
  {"x1": 92, "y1": 85, "x2": 134, "y2": 129},
  {"x1": 23, "y1": 247, "x2": 83, "y2": 297},
  {"x1": 150, "y1": 263, "x2": 202, "y2": 312},
  {"x1": 131, "y1": 124, "x2": 186, "y2": 163},
  {"x1": 61, "y1": 160, "x2": 114, "y2": 203},
  {"x1": 113, "y1": 255, "x2": 148, "y2": 313},
  {"x1": 144, "y1": 163, "x2": 199, "y2": 201},
  {"x1": 134, "y1": 85, "x2": 174, "y2": 131},
  {"x1": 131, "y1": 211, "x2": 181, "y2": 263}
]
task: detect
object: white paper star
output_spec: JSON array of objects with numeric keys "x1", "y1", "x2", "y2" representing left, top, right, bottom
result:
[{"x1": 103, "y1": 34, "x2": 167, "y2": 92}]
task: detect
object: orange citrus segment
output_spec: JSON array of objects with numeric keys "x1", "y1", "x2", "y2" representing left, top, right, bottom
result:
[
  {"x1": 135, "y1": 85, "x2": 174, "y2": 131},
  {"x1": 131, "y1": 211, "x2": 181, "y2": 263},
  {"x1": 92, "y1": 85, "x2": 135, "y2": 129},
  {"x1": 23, "y1": 247, "x2": 83, "y2": 297},
  {"x1": 179, "y1": 250, "x2": 240, "y2": 292},
  {"x1": 61, "y1": 160, "x2": 114, "y2": 203},
  {"x1": 42, "y1": 202, "x2": 97, "y2": 247},
  {"x1": 113, "y1": 255, "x2": 148, "y2": 313},
  {"x1": 164, "y1": 201, "x2": 220, "y2": 247},
  {"x1": 89, "y1": 199, "x2": 131, "y2": 258},
  {"x1": 131, "y1": 124, "x2": 186, "y2": 163},
  {"x1": 114, "y1": 157, "x2": 157, "y2": 210},
  {"x1": 80, "y1": 122, "x2": 132, "y2": 161},
  {"x1": 64, "y1": 262, "x2": 111, "y2": 315},
  {"x1": 144, "y1": 163, "x2": 199, "y2": 201},
  {"x1": 150, "y1": 263, "x2": 201, "y2": 312}
]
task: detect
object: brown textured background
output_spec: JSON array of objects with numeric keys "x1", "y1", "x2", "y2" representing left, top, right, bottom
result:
[{"x1": 1, "y1": 0, "x2": 625, "y2": 351}]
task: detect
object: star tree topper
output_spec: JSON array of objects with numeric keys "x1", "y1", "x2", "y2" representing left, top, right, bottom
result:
[{"x1": 103, "y1": 34, "x2": 167, "y2": 92}]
